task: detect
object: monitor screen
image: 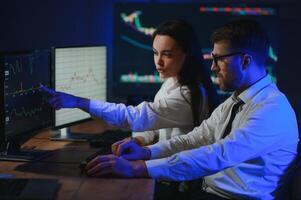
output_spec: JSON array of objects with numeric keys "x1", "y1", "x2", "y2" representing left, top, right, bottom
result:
[
  {"x1": 112, "y1": 3, "x2": 278, "y2": 101},
  {"x1": 54, "y1": 45, "x2": 107, "y2": 128},
  {"x1": 2, "y1": 50, "x2": 52, "y2": 139},
  {"x1": 0, "y1": 49, "x2": 53, "y2": 160}
]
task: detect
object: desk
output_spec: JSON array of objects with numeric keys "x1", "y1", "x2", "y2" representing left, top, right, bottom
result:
[{"x1": 0, "y1": 120, "x2": 155, "y2": 200}]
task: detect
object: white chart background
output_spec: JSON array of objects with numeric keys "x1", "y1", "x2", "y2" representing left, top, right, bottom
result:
[{"x1": 55, "y1": 46, "x2": 106, "y2": 127}]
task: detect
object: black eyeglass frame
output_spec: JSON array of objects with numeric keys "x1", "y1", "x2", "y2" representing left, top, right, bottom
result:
[{"x1": 211, "y1": 52, "x2": 245, "y2": 66}]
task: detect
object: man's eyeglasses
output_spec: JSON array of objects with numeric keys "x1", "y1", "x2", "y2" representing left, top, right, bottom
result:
[{"x1": 211, "y1": 52, "x2": 245, "y2": 66}]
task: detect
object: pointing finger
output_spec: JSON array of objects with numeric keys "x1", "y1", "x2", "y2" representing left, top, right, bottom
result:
[{"x1": 40, "y1": 84, "x2": 57, "y2": 96}]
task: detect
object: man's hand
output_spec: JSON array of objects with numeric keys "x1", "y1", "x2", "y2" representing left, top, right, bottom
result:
[
  {"x1": 86, "y1": 154, "x2": 149, "y2": 178},
  {"x1": 111, "y1": 138, "x2": 151, "y2": 161}
]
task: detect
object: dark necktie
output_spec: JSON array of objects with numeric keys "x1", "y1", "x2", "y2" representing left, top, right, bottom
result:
[{"x1": 221, "y1": 100, "x2": 244, "y2": 139}]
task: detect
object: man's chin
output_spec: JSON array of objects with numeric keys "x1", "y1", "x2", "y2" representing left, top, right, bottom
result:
[
  {"x1": 217, "y1": 83, "x2": 225, "y2": 91},
  {"x1": 219, "y1": 86, "x2": 235, "y2": 93},
  {"x1": 218, "y1": 84, "x2": 232, "y2": 92}
]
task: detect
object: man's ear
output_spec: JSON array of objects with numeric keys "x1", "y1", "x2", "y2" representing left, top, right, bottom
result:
[{"x1": 242, "y1": 54, "x2": 252, "y2": 70}]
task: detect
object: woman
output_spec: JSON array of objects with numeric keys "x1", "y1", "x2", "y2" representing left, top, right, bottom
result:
[{"x1": 41, "y1": 20, "x2": 218, "y2": 146}]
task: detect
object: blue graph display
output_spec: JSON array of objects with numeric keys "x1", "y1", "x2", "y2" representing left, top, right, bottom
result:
[
  {"x1": 113, "y1": 3, "x2": 279, "y2": 100},
  {"x1": 3, "y1": 50, "x2": 52, "y2": 137}
]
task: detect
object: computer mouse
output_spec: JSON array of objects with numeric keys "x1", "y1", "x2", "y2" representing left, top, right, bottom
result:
[
  {"x1": 79, "y1": 160, "x2": 88, "y2": 175},
  {"x1": 79, "y1": 147, "x2": 112, "y2": 175},
  {"x1": 78, "y1": 150, "x2": 102, "y2": 175}
]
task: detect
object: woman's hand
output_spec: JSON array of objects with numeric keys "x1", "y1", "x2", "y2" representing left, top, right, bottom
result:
[{"x1": 40, "y1": 84, "x2": 88, "y2": 110}]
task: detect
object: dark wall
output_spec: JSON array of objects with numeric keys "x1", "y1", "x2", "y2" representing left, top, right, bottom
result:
[
  {"x1": 0, "y1": 0, "x2": 149, "y2": 71},
  {"x1": 276, "y1": 1, "x2": 301, "y2": 125},
  {"x1": 1, "y1": 0, "x2": 301, "y2": 122},
  {"x1": 1, "y1": 0, "x2": 97, "y2": 50}
]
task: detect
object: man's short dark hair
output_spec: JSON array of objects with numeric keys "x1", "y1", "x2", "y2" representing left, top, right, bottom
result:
[{"x1": 211, "y1": 19, "x2": 270, "y2": 66}]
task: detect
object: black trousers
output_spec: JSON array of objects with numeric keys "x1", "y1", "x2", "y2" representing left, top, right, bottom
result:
[{"x1": 154, "y1": 180, "x2": 228, "y2": 200}]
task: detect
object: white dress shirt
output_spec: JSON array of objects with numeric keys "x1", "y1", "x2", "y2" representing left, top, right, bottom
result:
[
  {"x1": 145, "y1": 75, "x2": 299, "y2": 199},
  {"x1": 89, "y1": 78, "x2": 209, "y2": 144}
]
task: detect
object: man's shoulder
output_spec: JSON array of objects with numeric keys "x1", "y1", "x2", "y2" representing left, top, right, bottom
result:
[
  {"x1": 248, "y1": 84, "x2": 296, "y2": 118},
  {"x1": 254, "y1": 84, "x2": 288, "y2": 105}
]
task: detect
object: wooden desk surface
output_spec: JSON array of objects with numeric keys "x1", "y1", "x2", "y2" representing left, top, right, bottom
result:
[{"x1": 0, "y1": 120, "x2": 154, "y2": 200}]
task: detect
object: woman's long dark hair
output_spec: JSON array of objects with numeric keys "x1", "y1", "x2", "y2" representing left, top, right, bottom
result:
[{"x1": 153, "y1": 20, "x2": 219, "y2": 126}]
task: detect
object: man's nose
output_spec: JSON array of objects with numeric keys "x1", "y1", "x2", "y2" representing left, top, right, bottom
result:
[{"x1": 211, "y1": 60, "x2": 218, "y2": 72}]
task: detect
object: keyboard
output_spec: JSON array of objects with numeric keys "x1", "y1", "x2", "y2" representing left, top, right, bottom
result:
[
  {"x1": 0, "y1": 178, "x2": 59, "y2": 200},
  {"x1": 88, "y1": 130, "x2": 131, "y2": 148}
]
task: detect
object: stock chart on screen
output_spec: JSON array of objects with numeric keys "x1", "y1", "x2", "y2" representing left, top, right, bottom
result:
[
  {"x1": 3, "y1": 50, "x2": 52, "y2": 138},
  {"x1": 54, "y1": 46, "x2": 107, "y2": 127},
  {"x1": 113, "y1": 3, "x2": 278, "y2": 100}
]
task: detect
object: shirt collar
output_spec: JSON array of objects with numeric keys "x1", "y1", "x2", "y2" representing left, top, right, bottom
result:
[{"x1": 231, "y1": 74, "x2": 273, "y2": 104}]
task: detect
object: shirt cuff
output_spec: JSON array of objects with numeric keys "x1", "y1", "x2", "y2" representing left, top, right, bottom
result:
[
  {"x1": 147, "y1": 143, "x2": 163, "y2": 159},
  {"x1": 89, "y1": 99, "x2": 104, "y2": 116},
  {"x1": 145, "y1": 158, "x2": 169, "y2": 179}
]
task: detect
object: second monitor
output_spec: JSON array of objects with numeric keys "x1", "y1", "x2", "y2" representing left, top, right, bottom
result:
[
  {"x1": 0, "y1": 49, "x2": 53, "y2": 161},
  {"x1": 51, "y1": 45, "x2": 107, "y2": 141}
]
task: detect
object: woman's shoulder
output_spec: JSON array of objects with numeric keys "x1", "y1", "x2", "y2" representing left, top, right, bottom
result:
[
  {"x1": 159, "y1": 78, "x2": 178, "y2": 91},
  {"x1": 155, "y1": 78, "x2": 189, "y2": 100}
]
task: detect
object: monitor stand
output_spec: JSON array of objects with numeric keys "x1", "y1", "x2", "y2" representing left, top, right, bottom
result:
[
  {"x1": 50, "y1": 127, "x2": 95, "y2": 142},
  {"x1": 0, "y1": 140, "x2": 51, "y2": 162}
]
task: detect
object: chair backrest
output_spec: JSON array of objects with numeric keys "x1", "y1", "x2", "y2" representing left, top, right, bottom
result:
[
  {"x1": 276, "y1": 140, "x2": 301, "y2": 200},
  {"x1": 290, "y1": 160, "x2": 301, "y2": 200},
  {"x1": 289, "y1": 112, "x2": 301, "y2": 200},
  {"x1": 290, "y1": 140, "x2": 301, "y2": 200}
]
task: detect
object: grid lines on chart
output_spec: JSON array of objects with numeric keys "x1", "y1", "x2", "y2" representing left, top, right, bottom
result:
[{"x1": 55, "y1": 46, "x2": 107, "y2": 126}]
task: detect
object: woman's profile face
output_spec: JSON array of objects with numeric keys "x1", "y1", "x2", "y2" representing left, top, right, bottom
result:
[{"x1": 153, "y1": 35, "x2": 186, "y2": 79}]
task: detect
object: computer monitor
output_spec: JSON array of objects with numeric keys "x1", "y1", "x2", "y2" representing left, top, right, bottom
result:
[
  {"x1": 112, "y1": 3, "x2": 278, "y2": 102},
  {"x1": 0, "y1": 49, "x2": 53, "y2": 161},
  {"x1": 51, "y1": 45, "x2": 107, "y2": 141}
]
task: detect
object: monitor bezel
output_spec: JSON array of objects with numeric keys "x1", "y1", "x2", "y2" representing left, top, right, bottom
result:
[{"x1": 52, "y1": 44, "x2": 108, "y2": 130}]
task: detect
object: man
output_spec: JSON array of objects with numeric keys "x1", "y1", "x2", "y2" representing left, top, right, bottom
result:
[{"x1": 86, "y1": 19, "x2": 299, "y2": 199}]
